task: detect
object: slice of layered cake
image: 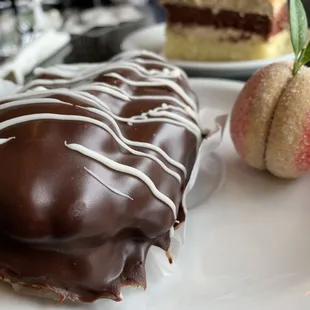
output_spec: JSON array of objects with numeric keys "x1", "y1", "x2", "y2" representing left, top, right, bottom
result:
[{"x1": 162, "y1": 0, "x2": 289, "y2": 61}]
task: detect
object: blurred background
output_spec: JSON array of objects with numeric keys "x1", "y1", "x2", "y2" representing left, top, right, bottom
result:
[
  {"x1": 0, "y1": 0, "x2": 164, "y2": 65},
  {"x1": 0, "y1": 0, "x2": 310, "y2": 82}
]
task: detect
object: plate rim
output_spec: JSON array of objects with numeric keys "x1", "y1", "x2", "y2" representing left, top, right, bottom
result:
[
  {"x1": 121, "y1": 23, "x2": 295, "y2": 72},
  {"x1": 188, "y1": 77, "x2": 245, "y2": 91}
]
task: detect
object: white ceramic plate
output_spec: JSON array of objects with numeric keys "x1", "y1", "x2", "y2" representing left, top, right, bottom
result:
[
  {"x1": 3, "y1": 78, "x2": 310, "y2": 310},
  {"x1": 121, "y1": 24, "x2": 295, "y2": 78}
]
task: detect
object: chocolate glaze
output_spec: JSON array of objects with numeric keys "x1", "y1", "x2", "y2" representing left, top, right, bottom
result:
[
  {"x1": 165, "y1": 4, "x2": 288, "y2": 39},
  {"x1": 0, "y1": 51, "x2": 200, "y2": 303}
]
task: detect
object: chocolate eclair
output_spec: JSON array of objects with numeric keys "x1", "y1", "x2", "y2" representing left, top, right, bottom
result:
[
  {"x1": 162, "y1": 0, "x2": 290, "y2": 61},
  {"x1": 0, "y1": 51, "x2": 201, "y2": 303}
]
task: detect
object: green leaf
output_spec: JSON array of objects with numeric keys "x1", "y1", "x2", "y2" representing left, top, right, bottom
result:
[
  {"x1": 299, "y1": 41, "x2": 310, "y2": 65},
  {"x1": 290, "y1": 0, "x2": 308, "y2": 57}
]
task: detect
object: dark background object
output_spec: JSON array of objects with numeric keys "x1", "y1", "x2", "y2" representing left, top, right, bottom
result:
[{"x1": 27, "y1": 4, "x2": 155, "y2": 73}]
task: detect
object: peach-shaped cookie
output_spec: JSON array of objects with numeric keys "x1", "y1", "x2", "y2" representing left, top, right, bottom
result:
[
  {"x1": 230, "y1": 62, "x2": 310, "y2": 179},
  {"x1": 230, "y1": 62, "x2": 293, "y2": 171}
]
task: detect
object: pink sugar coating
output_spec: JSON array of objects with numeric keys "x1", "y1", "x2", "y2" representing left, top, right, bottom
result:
[
  {"x1": 230, "y1": 69, "x2": 264, "y2": 159},
  {"x1": 295, "y1": 111, "x2": 310, "y2": 172}
]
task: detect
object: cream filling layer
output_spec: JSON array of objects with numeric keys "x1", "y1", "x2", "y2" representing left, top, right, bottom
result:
[{"x1": 166, "y1": 24, "x2": 290, "y2": 42}]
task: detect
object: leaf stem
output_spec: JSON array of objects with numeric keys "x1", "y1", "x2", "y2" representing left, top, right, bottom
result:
[
  {"x1": 293, "y1": 60, "x2": 301, "y2": 75},
  {"x1": 293, "y1": 49, "x2": 303, "y2": 75}
]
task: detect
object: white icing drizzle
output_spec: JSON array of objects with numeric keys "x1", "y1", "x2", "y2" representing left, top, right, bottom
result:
[
  {"x1": 111, "y1": 50, "x2": 166, "y2": 62},
  {"x1": 31, "y1": 86, "x2": 48, "y2": 92},
  {"x1": 154, "y1": 103, "x2": 198, "y2": 122},
  {"x1": 109, "y1": 61, "x2": 180, "y2": 79},
  {"x1": 125, "y1": 116, "x2": 201, "y2": 143},
  {"x1": 23, "y1": 59, "x2": 177, "y2": 92},
  {"x1": 23, "y1": 58, "x2": 198, "y2": 113},
  {"x1": 0, "y1": 112, "x2": 182, "y2": 183},
  {"x1": 81, "y1": 105, "x2": 200, "y2": 144},
  {"x1": 68, "y1": 86, "x2": 200, "y2": 142},
  {"x1": 1, "y1": 88, "x2": 98, "y2": 107},
  {"x1": 0, "y1": 137, "x2": 15, "y2": 145},
  {"x1": 0, "y1": 88, "x2": 108, "y2": 111},
  {"x1": 34, "y1": 63, "x2": 99, "y2": 79},
  {"x1": 77, "y1": 106, "x2": 188, "y2": 176},
  {"x1": 131, "y1": 106, "x2": 201, "y2": 141},
  {"x1": 66, "y1": 142, "x2": 177, "y2": 218},
  {"x1": 0, "y1": 90, "x2": 62, "y2": 105},
  {"x1": 76, "y1": 82, "x2": 198, "y2": 119},
  {"x1": 84, "y1": 167, "x2": 134, "y2": 201},
  {"x1": 21, "y1": 78, "x2": 68, "y2": 91},
  {"x1": 75, "y1": 83, "x2": 130, "y2": 102},
  {"x1": 0, "y1": 98, "x2": 71, "y2": 110},
  {"x1": 113, "y1": 60, "x2": 184, "y2": 80},
  {"x1": 105, "y1": 72, "x2": 198, "y2": 111},
  {"x1": 75, "y1": 91, "x2": 111, "y2": 110},
  {"x1": 132, "y1": 58, "x2": 186, "y2": 78}
]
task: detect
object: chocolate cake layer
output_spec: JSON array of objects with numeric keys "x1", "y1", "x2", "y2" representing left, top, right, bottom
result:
[
  {"x1": 165, "y1": 4, "x2": 288, "y2": 38},
  {"x1": 0, "y1": 51, "x2": 201, "y2": 302}
]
